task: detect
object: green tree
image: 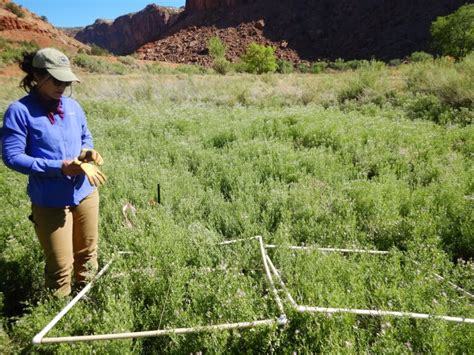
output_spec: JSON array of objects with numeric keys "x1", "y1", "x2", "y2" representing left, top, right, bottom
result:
[
  {"x1": 431, "y1": 4, "x2": 474, "y2": 59},
  {"x1": 240, "y1": 43, "x2": 278, "y2": 74}
]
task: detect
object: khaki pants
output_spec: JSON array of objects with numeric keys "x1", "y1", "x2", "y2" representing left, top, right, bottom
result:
[{"x1": 31, "y1": 190, "x2": 99, "y2": 297}]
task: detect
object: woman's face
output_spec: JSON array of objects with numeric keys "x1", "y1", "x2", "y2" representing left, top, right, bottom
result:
[{"x1": 35, "y1": 73, "x2": 71, "y2": 100}]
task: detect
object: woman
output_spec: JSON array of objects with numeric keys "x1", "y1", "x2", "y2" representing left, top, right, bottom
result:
[{"x1": 2, "y1": 47, "x2": 106, "y2": 297}]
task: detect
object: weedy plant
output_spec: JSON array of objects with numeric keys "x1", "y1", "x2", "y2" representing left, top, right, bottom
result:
[{"x1": 0, "y1": 56, "x2": 472, "y2": 353}]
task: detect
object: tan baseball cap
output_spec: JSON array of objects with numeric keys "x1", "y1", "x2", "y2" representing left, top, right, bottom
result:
[{"x1": 32, "y1": 48, "x2": 80, "y2": 82}]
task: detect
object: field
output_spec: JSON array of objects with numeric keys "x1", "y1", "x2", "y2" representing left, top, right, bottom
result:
[{"x1": 0, "y1": 57, "x2": 473, "y2": 353}]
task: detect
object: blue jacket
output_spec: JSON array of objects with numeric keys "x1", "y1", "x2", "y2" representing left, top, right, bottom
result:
[{"x1": 2, "y1": 92, "x2": 95, "y2": 207}]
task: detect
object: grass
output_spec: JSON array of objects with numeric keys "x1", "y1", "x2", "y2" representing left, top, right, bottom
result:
[{"x1": 0, "y1": 57, "x2": 473, "y2": 353}]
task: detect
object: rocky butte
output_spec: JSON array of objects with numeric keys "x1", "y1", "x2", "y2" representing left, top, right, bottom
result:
[
  {"x1": 77, "y1": 0, "x2": 471, "y2": 62},
  {"x1": 75, "y1": 4, "x2": 181, "y2": 55}
]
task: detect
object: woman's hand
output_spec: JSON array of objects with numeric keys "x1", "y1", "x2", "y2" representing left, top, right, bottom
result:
[{"x1": 62, "y1": 160, "x2": 83, "y2": 176}]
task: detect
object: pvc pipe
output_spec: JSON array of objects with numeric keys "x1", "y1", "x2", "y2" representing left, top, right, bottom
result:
[
  {"x1": 410, "y1": 260, "x2": 474, "y2": 299},
  {"x1": 38, "y1": 318, "x2": 283, "y2": 344},
  {"x1": 33, "y1": 254, "x2": 118, "y2": 344},
  {"x1": 265, "y1": 255, "x2": 298, "y2": 308},
  {"x1": 265, "y1": 244, "x2": 389, "y2": 255},
  {"x1": 256, "y1": 236, "x2": 286, "y2": 316},
  {"x1": 297, "y1": 306, "x2": 474, "y2": 324},
  {"x1": 218, "y1": 236, "x2": 260, "y2": 246}
]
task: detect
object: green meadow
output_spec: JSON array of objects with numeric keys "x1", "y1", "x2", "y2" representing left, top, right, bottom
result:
[{"x1": 0, "y1": 56, "x2": 473, "y2": 353}]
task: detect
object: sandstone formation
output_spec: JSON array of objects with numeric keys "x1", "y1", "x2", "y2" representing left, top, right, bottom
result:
[
  {"x1": 75, "y1": 4, "x2": 182, "y2": 55},
  {"x1": 71, "y1": 0, "x2": 471, "y2": 63},
  {"x1": 0, "y1": 0, "x2": 87, "y2": 51}
]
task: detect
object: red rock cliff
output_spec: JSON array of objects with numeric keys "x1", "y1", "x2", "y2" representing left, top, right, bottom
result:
[{"x1": 75, "y1": 4, "x2": 182, "y2": 55}]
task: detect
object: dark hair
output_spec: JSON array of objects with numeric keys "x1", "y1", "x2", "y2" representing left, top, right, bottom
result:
[{"x1": 19, "y1": 51, "x2": 48, "y2": 92}]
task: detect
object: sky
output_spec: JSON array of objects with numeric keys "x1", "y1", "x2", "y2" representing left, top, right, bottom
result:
[{"x1": 14, "y1": 0, "x2": 186, "y2": 28}]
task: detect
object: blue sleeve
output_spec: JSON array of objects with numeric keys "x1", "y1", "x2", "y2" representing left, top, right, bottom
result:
[
  {"x1": 78, "y1": 103, "x2": 93, "y2": 149},
  {"x1": 2, "y1": 104, "x2": 63, "y2": 176}
]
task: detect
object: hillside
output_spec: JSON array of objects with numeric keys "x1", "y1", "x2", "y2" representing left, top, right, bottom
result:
[{"x1": 0, "y1": 0, "x2": 87, "y2": 51}]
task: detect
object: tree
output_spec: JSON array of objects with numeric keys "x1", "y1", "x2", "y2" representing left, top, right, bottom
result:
[
  {"x1": 431, "y1": 4, "x2": 474, "y2": 59},
  {"x1": 240, "y1": 43, "x2": 278, "y2": 74}
]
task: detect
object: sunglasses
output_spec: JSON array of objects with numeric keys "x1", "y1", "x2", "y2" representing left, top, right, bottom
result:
[{"x1": 50, "y1": 76, "x2": 72, "y2": 87}]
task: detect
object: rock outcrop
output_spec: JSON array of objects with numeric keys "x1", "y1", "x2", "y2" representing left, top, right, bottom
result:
[
  {"x1": 73, "y1": 0, "x2": 471, "y2": 63},
  {"x1": 75, "y1": 4, "x2": 182, "y2": 55}
]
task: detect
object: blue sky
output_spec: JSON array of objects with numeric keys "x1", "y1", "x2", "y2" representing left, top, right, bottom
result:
[{"x1": 14, "y1": 1, "x2": 186, "y2": 27}]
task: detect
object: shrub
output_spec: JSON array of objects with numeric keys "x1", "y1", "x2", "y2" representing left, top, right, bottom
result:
[
  {"x1": 73, "y1": 53, "x2": 126, "y2": 74},
  {"x1": 431, "y1": 4, "x2": 474, "y2": 59},
  {"x1": 329, "y1": 58, "x2": 350, "y2": 71},
  {"x1": 240, "y1": 43, "x2": 278, "y2": 74},
  {"x1": 389, "y1": 58, "x2": 402, "y2": 66},
  {"x1": 212, "y1": 57, "x2": 232, "y2": 75},
  {"x1": 118, "y1": 55, "x2": 136, "y2": 67},
  {"x1": 0, "y1": 40, "x2": 38, "y2": 66},
  {"x1": 297, "y1": 62, "x2": 311, "y2": 73},
  {"x1": 277, "y1": 59, "x2": 294, "y2": 74},
  {"x1": 88, "y1": 43, "x2": 110, "y2": 56},
  {"x1": 5, "y1": 2, "x2": 24, "y2": 18},
  {"x1": 40, "y1": 15, "x2": 48, "y2": 23},
  {"x1": 310, "y1": 61, "x2": 328, "y2": 74},
  {"x1": 208, "y1": 36, "x2": 226, "y2": 60},
  {"x1": 405, "y1": 55, "x2": 473, "y2": 123},
  {"x1": 409, "y1": 51, "x2": 433, "y2": 63}
]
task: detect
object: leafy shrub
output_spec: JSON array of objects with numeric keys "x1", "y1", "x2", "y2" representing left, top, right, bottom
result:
[
  {"x1": 40, "y1": 15, "x2": 48, "y2": 23},
  {"x1": 240, "y1": 43, "x2": 278, "y2": 74},
  {"x1": 5, "y1": 2, "x2": 24, "y2": 18},
  {"x1": 404, "y1": 54, "x2": 473, "y2": 125},
  {"x1": 409, "y1": 51, "x2": 433, "y2": 63},
  {"x1": 212, "y1": 57, "x2": 232, "y2": 75},
  {"x1": 0, "y1": 40, "x2": 38, "y2": 67},
  {"x1": 297, "y1": 63, "x2": 311, "y2": 73},
  {"x1": 329, "y1": 58, "x2": 350, "y2": 71},
  {"x1": 277, "y1": 59, "x2": 294, "y2": 74},
  {"x1": 310, "y1": 61, "x2": 328, "y2": 74},
  {"x1": 208, "y1": 36, "x2": 226, "y2": 60},
  {"x1": 431, "y1": 4, "x2": 474, "y2": 59}
]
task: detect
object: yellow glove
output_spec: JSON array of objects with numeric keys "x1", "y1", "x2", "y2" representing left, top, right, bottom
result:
[
  {"x1": 73, "y1": 159, "x2": 107, "y2": 187},
  {"x1": 78, "y1": 148, "x2": 104, "y2": 166}
]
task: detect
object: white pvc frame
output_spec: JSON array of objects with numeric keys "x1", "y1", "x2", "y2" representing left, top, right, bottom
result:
[
  {"x1": 33, "y1": 238, "x2": 287, "y2": 345},
  {"x1": 33, "y1": 237, "x2": 474, "y2": 345},
  {"x1": 264, "y1": 243, "x2": 474, "y2": 324}
]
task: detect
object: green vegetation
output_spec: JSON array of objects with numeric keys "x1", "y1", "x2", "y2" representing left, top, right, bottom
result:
[
  {"x1": 0, "y1": 39, "x2": 38, "y2": 68},
  {"x1": 0, "y1": 53, "x2": 472, "y2": 353},
  {"x1": 207, "y1": 36, "x2": 231, "y2": 75},
  {"x1": 240, "y1": 43, "x2": 278, "y2": 74},
  {"x1": 409, "y1": 51, "x2": 434, "y2": 63},
  {"x1": 4, "y1": 2, "x2": 25, "y2": 18},
  {"x1": 431, "y1": 4, "x2": 474, "y2": 59}
]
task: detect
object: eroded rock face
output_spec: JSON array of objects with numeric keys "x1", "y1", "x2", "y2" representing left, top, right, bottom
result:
[{"x1": 75, "y1": 4, "x2": 182, "y2": 55}]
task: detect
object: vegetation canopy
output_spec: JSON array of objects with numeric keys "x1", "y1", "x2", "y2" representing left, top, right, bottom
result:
[{"x1": 431, "y1": 4, "x2": 474, "y2": 59}]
